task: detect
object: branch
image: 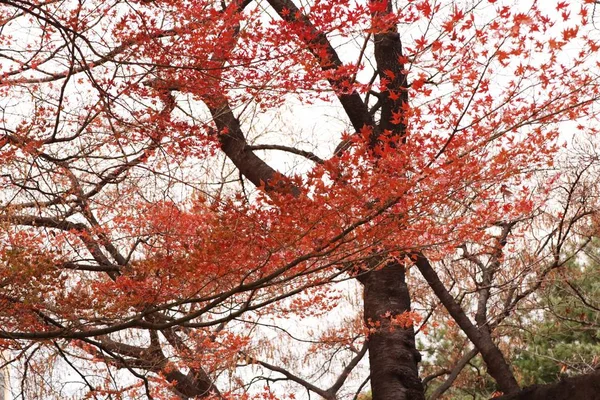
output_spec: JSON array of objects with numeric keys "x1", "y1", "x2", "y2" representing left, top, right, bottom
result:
[
  {"x1": 246, "y1": 144, "x2": 324, "y2": 164},
  {"x1": 209, "y1": 96, "x2": 300, "y2": 195},
  {"x1": 414, "y1": 253, "x2": 520, "y2": 394},
  {"x1": 429, "y1": 348, "x2": 479, "y2": 400},
  {"x1": 326, "y1": 342, "x2": 368, "y2": 396},
  {"x1": 3, "y1": 214, "x2": 121, "y2": 278},
  {"x1": 474, "y1": 223, "x2": 515, "y2": 340},
  {"x1": 564, "y1": 279, "x2": 600, "y2": 312},
  {"x1": 241, "y1": 354, "x2": 332, "y2": 399},
  {"x1": 494, "y1": 369, "x2": 600, "y2": 400},
  {"x1": 422, "y1": 369, "x2": 450, "y2": 386},
  {"x1": 266, "y1": 0, "x2": 374, "y2": 135},
  {"x1": 98, "y1": 334, "x2": 221, "y2": 399}
]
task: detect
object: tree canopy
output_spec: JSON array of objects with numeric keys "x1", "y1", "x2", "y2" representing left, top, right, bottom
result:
[{"x1": 0, "y1": 0, "x2": 599, "y2": 399}]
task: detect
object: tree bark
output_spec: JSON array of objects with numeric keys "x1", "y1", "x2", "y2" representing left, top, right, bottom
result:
[
  {"x1": 494, "y1": 369, "x2": 600, "y2": 400},
  {"x1": 360, "y1": 260, "x2": 424, "y2": 400}
]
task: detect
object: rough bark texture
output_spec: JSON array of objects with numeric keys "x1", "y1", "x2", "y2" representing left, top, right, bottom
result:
[
  {"x1": 361, "y1": 260, "x2": 424, "y2": 400},
  {"x1": 495, "y1": 370, "x2": 600, "y2": 400},
  {"x1": 372, "y1": 30, "x2": 408, "y2": 146},
  {"x1": 358, "y1": 4, "x2": 427, "y2": 397}
]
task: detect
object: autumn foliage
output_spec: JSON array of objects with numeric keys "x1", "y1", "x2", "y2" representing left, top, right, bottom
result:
[{"x1": 0, "y1": 0, "x2": 599, "y2": 398}]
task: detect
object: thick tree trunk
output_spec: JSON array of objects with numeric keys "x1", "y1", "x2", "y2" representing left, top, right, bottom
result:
[{"x1": 361, "y1": 260, "x2": 425, "y2": 400}]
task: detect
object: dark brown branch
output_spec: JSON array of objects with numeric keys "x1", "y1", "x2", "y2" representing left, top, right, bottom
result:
[
  {"x1": 207, "y1": 96, "x2": 299, "y2": 195},
  {"x1": 246, "y1": 144, "x2": 324, "y2": 164},
  {"x1": 266, "y1": 0, "x2": 374, "y2": 135},
  {"x1": 422, "y1": 369, "x2": 450, "y2": 386},
  {"x1": 98, "y1": 335, "x2": 221, "y2": 399},
  {"x1": 474, "y1": 223, "x2": 515, "y2": 349},
  {"x1": 564, "y1": 279, "x2": 600, "y2": 312},
  {"x1": 157, "y1": 324, "x2": 222, "y2": 398},
  {"x1": 243, "y1": 354, "x2": 331, "y2": 399},
  {"x1": 414, "y1": 253, "x2": 520, "y2": 394},
  {"x1": 53, "y1": 342, "x2": 100, "y2": 399},
  {"x1": 326, "y1": 343, "x2": 368, "y2": 396},
  {"x1": 429, "y1": 348, "x2": 479, "y2": 400},
  {"x1": 494, "y1": 369, "x2": 600, "y2": 400}
]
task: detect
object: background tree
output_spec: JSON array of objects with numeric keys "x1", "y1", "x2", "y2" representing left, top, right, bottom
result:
[
  {"x1": 514, "y1": 251, "x2": 600, "y2": 386},
  {"x1": 0, "y1": 0, "x2": 599, "y2": 399}
]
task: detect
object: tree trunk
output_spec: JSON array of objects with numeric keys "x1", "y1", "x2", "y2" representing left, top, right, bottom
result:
[{"x1": 361, "y1": 260, "x2": 425, "y2": 400}]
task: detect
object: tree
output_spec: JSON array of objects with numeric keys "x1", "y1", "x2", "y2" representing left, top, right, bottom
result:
[
  {"x1": 0, "y1": 0, "x2": 599, "y2": 399},
  {"x1": 513, "y1": 247, "x2": 600, "y2": 387}
]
